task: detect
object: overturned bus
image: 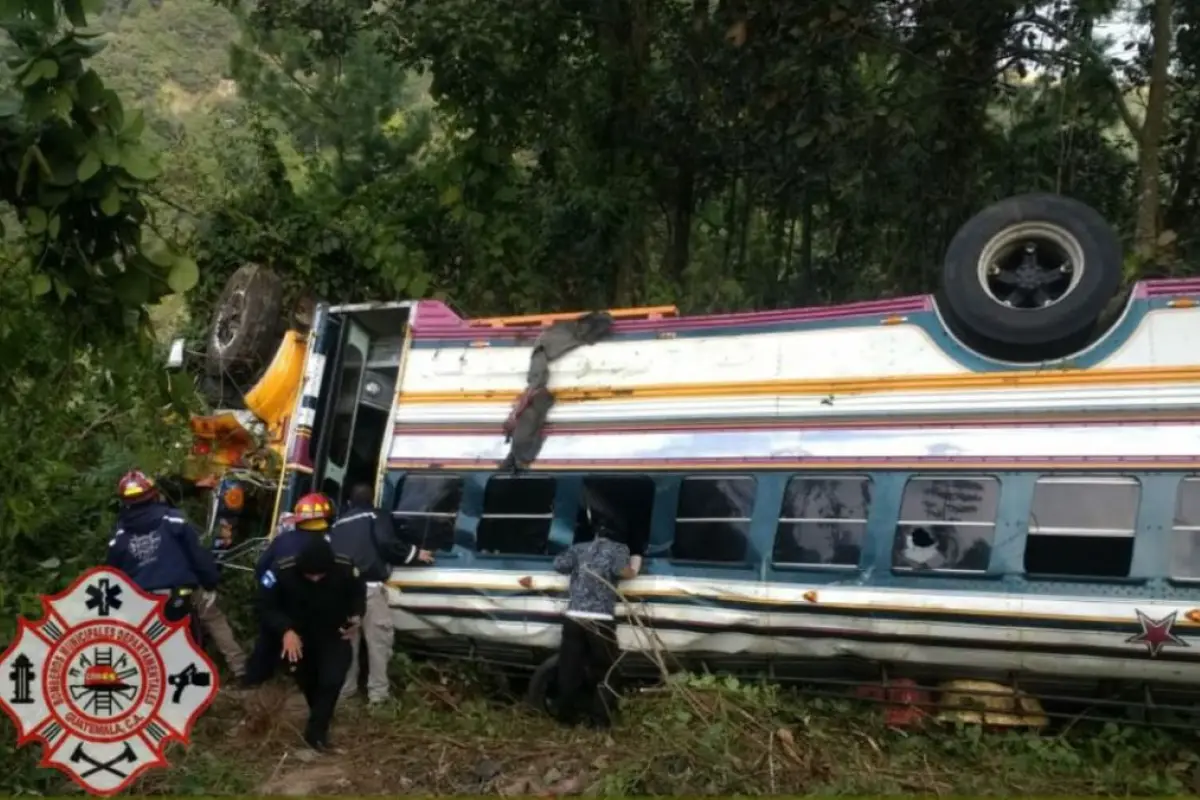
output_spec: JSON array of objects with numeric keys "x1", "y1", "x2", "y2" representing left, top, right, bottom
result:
[{"x1": 183, "y1": 193, "x2": 1200, "y2": 727}]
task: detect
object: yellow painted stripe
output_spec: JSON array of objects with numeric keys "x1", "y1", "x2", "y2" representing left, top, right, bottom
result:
[
  {"x1": 397, "y1": 365, "x2": 1200, "y2": 405},
  {"x1": 384, "y1": 579, "x2": 1200, "y2": 628}
]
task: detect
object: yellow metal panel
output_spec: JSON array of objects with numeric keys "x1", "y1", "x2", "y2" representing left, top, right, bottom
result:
[
  {"x1": 469, "y1": 305, "x2": 678, "y2": 329},
  {"x1": 244, "y1": 330, "x2": 307, "y2": 454}
]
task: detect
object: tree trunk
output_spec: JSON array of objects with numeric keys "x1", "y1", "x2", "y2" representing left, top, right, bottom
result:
[
  {"x1": 1134, "y1": 0, "x2": 1174, "y2": 260},
  {"x1": 1164, "y1": 113, "x2": 1200, "y2": 234},
  {"x1": 663, "y1": 0, "x2": 709, "y2": 283}
]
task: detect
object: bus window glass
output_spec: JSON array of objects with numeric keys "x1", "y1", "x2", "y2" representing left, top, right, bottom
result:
[
  {"x1": 1171, "y1": 478, "x2": 1200, "y2": 580},
  {"x1": 574, "y1": 476, "x2": 655, "y2": 556},
  {"x1": 892, "y1": 476, "x2": 998, "y2": 573},
  {"x1": 773, "y1": 476, "x2": 871, "y2": 568},
  {"x1": 1025, "y1": 475, "x2": 1139, "y2": 579},
  {"x1": 477, "y1": 476, "x2": 556, "y2": 556},
  {"x1": 671, "y1": 476, "x2": 755, "y2": 563},
  {"x1": 392, "y1": 474, "x2": 463, "y2": 553}
]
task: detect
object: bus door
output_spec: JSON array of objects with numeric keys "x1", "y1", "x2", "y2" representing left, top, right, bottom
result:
[{"x1": 311, "y1": 302, "x2": 412, "y2": 509}]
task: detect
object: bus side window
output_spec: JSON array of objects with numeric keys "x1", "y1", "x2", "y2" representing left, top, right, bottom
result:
[
  {"x1": 774, "y1": 475, "x2": 872, "y2": 568},
  {"x1": 1024, "y1": 475, "x2": 1139, "y2": 579},
  {"x1": 574, "y1": 475, "x2": 655, "y2": 557},
  {"x1": 671, "y1": 476, "x2": 755, "y2": 563},
  {"x1": 1172, "y1": 477, "x2": 1200, "y2": 580},
  {"x1": 892, "y1": 476, "x2": 998, "y2": 573},
  {"x1": 476, "y1": 475, "x2": 556, "y2": 556},
  {"x1": 392, "y1": 474, "x2": 464, "y2": 553}
]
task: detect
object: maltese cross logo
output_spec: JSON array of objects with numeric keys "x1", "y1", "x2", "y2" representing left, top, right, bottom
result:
[{"x1": 0, "y1": 567, "x2": 219, "y2": 796}]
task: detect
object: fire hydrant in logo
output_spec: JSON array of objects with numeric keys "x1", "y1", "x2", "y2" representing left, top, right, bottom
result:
[{"x1": 0, "y1": 567, "x2": 219, "y2": 795}]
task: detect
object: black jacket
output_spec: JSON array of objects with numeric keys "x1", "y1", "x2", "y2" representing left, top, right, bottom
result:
[
  {"x1": 329, "y1": 504, "x2": 421, "y2": 582},
  {"x1": 259, "y1": 553, "x2": 366, "y2": 641},
  {"x1": 106, "y1": 501, "x2": 220, "y2": 592}
]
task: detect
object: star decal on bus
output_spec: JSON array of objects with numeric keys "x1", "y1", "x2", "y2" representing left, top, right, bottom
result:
[{"x1": 1126, "y1": 610, "x2": 1188, "y2": 657}]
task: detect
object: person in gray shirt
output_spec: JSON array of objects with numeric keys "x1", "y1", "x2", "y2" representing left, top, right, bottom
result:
[
  {"x1": 524, "y1": 495, "x2": 643, "y2": 728},
  {"x1": 329, "y1": 483, "x2": 433, "y2": 704}
]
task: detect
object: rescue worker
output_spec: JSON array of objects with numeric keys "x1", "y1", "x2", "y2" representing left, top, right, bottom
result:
[
  {"x1": 329, "y1": 483, "x2": 434, "y2": 705},
  {"x1": 519, "y1": 494, "x2": 642, "y2": 729},
  {"x1": 106, "y1": 470, "x2": 220, "y2": 639},
  {"x1": 241, "y1": 499, "x2": 332, "y2": 688},
  {"x1": 260, "y1": 535, "x2": 365, "y2": 753},
  {"x1": 195, "y1": 517, "x2": 247, "y2": 681}
]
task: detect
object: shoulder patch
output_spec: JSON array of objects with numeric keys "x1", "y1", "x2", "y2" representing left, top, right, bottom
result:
[
  {"x1": 352, "y1": 566, "x2": 360, "y2": 578},
  {"x1": 261, "y1": 569, "x2": 277, "y2": 588}
]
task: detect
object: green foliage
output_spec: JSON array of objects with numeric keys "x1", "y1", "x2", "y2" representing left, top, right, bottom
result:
[
  {"x1": 194, "y1": 0, "x2": 1182, "y2": 321},
  {"x1": 0, "y1": 0, "x2": 201, "y2": 334}
]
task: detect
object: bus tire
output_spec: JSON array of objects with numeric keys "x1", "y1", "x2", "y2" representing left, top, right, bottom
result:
[
  {"x1": 940, "y1": 193, "x2": 1122, "y2": 354},
  {"x1": 525, "y1": 653, "x2": 559, "y2": 715},
  {"x1": 204, "y1": 264, "x2": 285, "y2": 382}
]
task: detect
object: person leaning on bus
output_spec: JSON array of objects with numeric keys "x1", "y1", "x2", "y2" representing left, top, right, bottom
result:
[{"x1": 520, "y1": 512, "x2": 642, "y2": 729}]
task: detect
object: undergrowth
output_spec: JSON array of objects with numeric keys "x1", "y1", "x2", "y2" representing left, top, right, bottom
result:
[{"x1": 6, "y1": 657, "x2": 1200, "y2": 796}]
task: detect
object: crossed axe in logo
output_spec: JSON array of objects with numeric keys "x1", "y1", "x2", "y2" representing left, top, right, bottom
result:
[{"x1": 69, "y1": 741, "x2": 137, "y2": 779}]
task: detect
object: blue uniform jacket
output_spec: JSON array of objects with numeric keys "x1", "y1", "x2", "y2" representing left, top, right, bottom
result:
[
  {"x1": 254, "y1": 527, "x2": 330, "y2": 586},
  {"x1": 105, "y1": 501, "x2": 220, "y2": 592}
]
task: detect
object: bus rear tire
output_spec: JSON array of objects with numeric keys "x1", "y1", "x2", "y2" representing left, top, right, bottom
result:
[
  {"x1": 525, "y1": 653, "x2": 560, "y2": 715},
  {"x1": 939, "y1": 193, "x2": 1123, "y2": 360},
  {"x1": 204, "y1": 264, "x2": 285, "y2": 385}
]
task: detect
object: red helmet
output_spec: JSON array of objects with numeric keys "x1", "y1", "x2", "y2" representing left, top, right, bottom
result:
[
  {"x1": 292, "y1": 492, "x2": 335, "y2": 530},
  {"x1": 117, "y1": 470, "x2": 157, "y2": 503}
]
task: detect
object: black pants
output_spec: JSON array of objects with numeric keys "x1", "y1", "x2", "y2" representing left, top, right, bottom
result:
[
  {"x1": 292, "y1": 637, "x2": 352, "y2": 748},
  {"x1": 242, "y1": 622, "x2": 281, "y2": 687},
  {"x1": 160, "y1": 588, "x2": 203, "y2": 647},
  {"x1": 556, "y1": 617, "x2": 619, "y2": 728}
]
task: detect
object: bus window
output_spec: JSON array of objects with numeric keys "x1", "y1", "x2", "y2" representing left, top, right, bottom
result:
[
  {"x1": 1024, "y1": 475, "x2": 1139, "y2": 579},
  {"x1": 671, "y1": 476, "x2": 755, "y2": 563},
  {"x1": 574, "y1": 476, "x2": 655, "y2": 556},
  {"x1": 1170, "y1": 477, "x2": 1200, "y2": 580},
  {"x1": 392, "y1": 474, "x2": 464, "y2": 553},
  {"x1": 477, "y1": 476, "x2": 556, "y2": 556},
  {"x1": 773, "y1": 476, "x2": 871, "y2": 568},
  {"x1": 892, "y1": 476, "x2": 998, "y2": 573}
]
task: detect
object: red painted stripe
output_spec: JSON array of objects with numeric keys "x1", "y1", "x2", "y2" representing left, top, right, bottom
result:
[
  {"x1": 410, "y1": 295, "x2": 931, "y2": 340},
  {"x1": 1142, "y1": 277, "x2": 1200, "y2": 297}
]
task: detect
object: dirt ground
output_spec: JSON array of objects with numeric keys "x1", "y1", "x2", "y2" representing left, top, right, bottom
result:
[{"x1": 115, "y1": 665, "x2": 1200, "y2": 797}]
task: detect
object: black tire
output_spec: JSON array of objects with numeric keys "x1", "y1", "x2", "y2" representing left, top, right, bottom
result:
[
  {"x1": 939, "y1": 194, "x2": 1122, "y2": 354},
  {"x1": 204, "y1": 264, "x2": 285, "y2": 381},
  {"x1": 525, "y1": 653, "x2": 559, "y2": 714}
]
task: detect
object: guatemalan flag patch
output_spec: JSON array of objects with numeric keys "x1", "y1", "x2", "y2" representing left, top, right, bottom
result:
[{"x1": 261, "y1": 569, "x2": 276, "y2": 588}]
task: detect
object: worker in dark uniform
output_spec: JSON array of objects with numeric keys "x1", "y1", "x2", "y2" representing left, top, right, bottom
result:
[
  {"x1": 330, "y1": 483, "x2": 434, "y2": 704},
  {"x1": 241, "y1": 496, "x2": 334, "y2": 688},
  {"x1": 260, "y1": 535, "x2": 365, "y2": 752},
  {"x1": 106, "y1": 470, "x2": 220, "y2": 641}
]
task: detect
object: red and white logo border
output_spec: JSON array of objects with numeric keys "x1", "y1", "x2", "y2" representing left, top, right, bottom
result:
[{"x1": 0, "y1": 567, "x2": 220, "y2": 796}]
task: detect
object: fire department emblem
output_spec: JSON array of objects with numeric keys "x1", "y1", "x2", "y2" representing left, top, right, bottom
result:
[{"x1": 0, "y1": 567, "x2": 219, "y2": 796}]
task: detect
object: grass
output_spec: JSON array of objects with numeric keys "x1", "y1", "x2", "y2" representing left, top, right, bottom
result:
[{"x1": 9, "y1": 658, "x2": 1200, "y2": 796}]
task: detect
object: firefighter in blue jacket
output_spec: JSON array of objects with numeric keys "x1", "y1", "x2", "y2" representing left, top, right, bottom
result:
[
  {"x1": 105, "y1": 470, "x2": 220, "y2": 636},
  {"x1": 240, "y1": 494, "x2": 336, "y2": 688}
]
